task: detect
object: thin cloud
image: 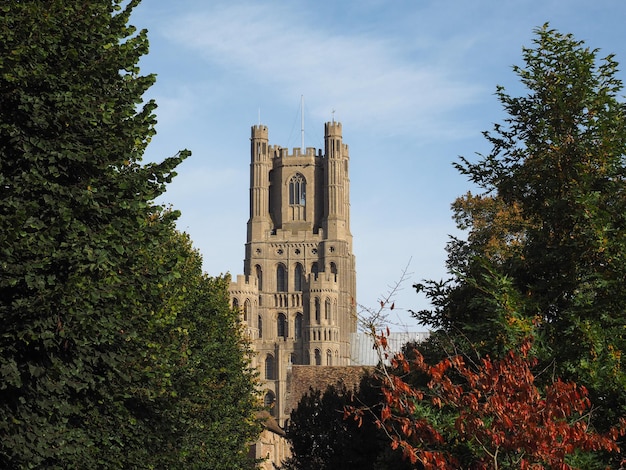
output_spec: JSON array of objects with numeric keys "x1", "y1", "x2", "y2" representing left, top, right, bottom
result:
[{"x1": 164, "y1": 1, "x2": 484, "y2": 138}]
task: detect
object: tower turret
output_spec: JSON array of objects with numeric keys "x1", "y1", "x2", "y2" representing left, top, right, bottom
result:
[
  {"x1": 323, "y1": 122, "x2": 351, "y2": 243},
  {"x1": 248, "y1": 125, "x2": 271, "y2": 242}
]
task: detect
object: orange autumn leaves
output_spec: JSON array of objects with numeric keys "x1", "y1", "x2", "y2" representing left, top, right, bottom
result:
[{"x1": 352, "y1": 335, "x2": 625, "y2": 469}]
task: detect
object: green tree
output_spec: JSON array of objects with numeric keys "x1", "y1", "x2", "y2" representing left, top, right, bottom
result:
[
  {"x1": 170, "y1": 272, "x2": 260, "y2": 470},
  {"x1": 0, "y1": 0, "x2": 238, "y2": 467},
  {"x1": 415, "y1": 25, "x2": 626, "y2": 465},
  {"x1": 117, "y1": 230, "x2": 262, "y2": 469}
]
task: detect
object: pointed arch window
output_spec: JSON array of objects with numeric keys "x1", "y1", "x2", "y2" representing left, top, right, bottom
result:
[
  {"x1": 277, "y1": 313, "x2": 287, "y2": 338},
  {"x1": 277, "y1": 264, "x2": 287, "y2": 292},
  {"x1": 311, "y1": 262, "x2": 319, "y2": 280},
  {"x1": 264, "y1": 391, "x2": 276, "y2": 415},
  {"x1": 314, "y1": 349, "x2": 322, "y2": 366},
  {"x1": 265, "y1": 354, "x2": 275, "y2": 380},
  {"x1": 295, "y1": 313, "x2": 303, "y2": 340},
  {"x1": 315, "y1": 297, "x2": 321, "y2": 323},
  {"x1": 289, "y1": 173, "x2": 306, "y2": 205},
  {"x1": 325, "y1": 298, "x2": 331, "y2": 320},
  {"x1": 294, "y1": 263, "x2": 304, "y2": 291},
  {"x1": 243, "y1": 299, "x2": 251, "y2": 322},
  {"x1": 330, "y1": 262, "x2": 337, "y2": 281},
  {"x1": 255, "y1": 264, "x2": 263, "y2": 290},
  {"x1": 327, "y1": 350, "x2": 332, "y2": 366},
  {"x1": 258, "y1": 315, "x2": 263, "y2": 338}
]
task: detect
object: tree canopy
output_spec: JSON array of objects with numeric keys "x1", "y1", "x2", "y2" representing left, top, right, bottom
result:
[
  {"x1": 0, "y1": 1, "x2": 259, "y2": 467},
  {"x1": 408, "y1": 25, "x2": 626, "y2": 467}
]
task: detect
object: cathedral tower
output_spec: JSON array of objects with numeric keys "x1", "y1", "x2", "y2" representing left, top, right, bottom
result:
[{"x1": 230, "y1": 121, "x2": 357, "y2": 425}]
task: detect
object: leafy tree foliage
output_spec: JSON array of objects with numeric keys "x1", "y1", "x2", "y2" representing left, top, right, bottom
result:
[
  {"x1": 119, "y1": 231, "x2": 261, "y2": 469},
  {"x1": 368, "y1": 336, "x2": 625, "y2": 469},
  {"x1": 281, "y1": 376, "x2": 412, "y2": 470},
  {"x1": 414, "y1": 26, "x2": 626, "y2": 458},
  {"x1": 0, "y1": 1, "x2": 259, "y2": 468}
]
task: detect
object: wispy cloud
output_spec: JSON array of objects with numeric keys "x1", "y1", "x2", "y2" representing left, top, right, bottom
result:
[{"x1": 164, "y1": 1, "x2": 484, "y2": 139}]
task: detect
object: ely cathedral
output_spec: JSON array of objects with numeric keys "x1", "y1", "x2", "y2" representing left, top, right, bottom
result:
[{"x1": 229, "y1": 120, "x2": 357, "y2": 427}]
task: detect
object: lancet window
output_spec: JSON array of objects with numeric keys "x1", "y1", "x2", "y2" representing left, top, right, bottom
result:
[
  {"x1": 265, "y1": 354, "x2": 275, "y2": 380},
  {"x1": 277, "y1": 313, "x2": 287, "y2": 338},
  {"x1": 277, "y1": 264, "x2": 287, "y2": 292},
  {"x1": 294, "y1": 263, "x2": 303, "y2": 291}
]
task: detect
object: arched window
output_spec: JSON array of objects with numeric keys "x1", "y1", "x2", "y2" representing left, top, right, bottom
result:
[
  {"x1": 325, "y1": 298, "x2": 331, "y2": 320},
  {"x1": 315, "y1": 298, "x2": 321, "y2": 323},
  {"x1": 277, "y1": 264, "x2": 286, "y2": 292},
  {"x1": 265, "y1": 354, "x2": 275, "y2": 380},
  {"x1": 314, "y1": 349, "x2": 322, "y2": 366},
  {"x1": 243, "y1": 299, "x2": 250, "y2": 322},
  {"x1": 258, "y1": 315, "x2": 263, "y2": 338},
  {"x1": 277, "y1": 313, "x2": 287, "y2": 338},
  {"x1": 311, "y1": 262, "x2": 319, "y2": 280},
  {"x1": 289, "y1": 173, "x2": 306, "y2": 205},
  {"x1": 294, "y1": 263, "x2": 303, "y2": 291},
  {"x1": 264, "y1": 391, "x2": 276, "y2": 416},
  {"x1": 295, "y1": 313, "x2": 303, "y2": 340},
  {"x1": 255, "y1": 264, "x2": 263, "y2": 290},
  {"x1": 232, "y1": 298, "x2": 239, "y2": 311},
  {"x1": 327, "y1": 350, "x2": 332, "y2": 366},
  {"x1": 330, "y1": 262, "x2": 337, "y2": 280}
]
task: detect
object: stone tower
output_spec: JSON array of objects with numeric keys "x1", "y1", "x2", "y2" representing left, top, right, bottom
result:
[{"x1": 230, "y1": 121, "x2": 357, "y2": 425}]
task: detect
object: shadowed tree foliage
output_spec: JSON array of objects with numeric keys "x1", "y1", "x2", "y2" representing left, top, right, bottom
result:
[
  {"x1": 414, "y1": 25, "x2": 626, "y2": 467},
  {"x1": 121, "y1": 231, "x2": 261, "y2": 469},
  {"x1": 281, "y1": 375, "x2": 413, "y2": 470},
  {"x1": 0, "y1": 1, "x2": 259, "y2": 467}
]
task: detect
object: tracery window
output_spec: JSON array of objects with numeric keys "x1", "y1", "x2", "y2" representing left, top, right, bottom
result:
[{"x1": 289, "y1": 173, "x2": 306, "y2": 205}]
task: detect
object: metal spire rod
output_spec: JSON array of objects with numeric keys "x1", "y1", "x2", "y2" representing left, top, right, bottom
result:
[{"x1": 301, "y1": 95, "x2": 305, "y2": 152}]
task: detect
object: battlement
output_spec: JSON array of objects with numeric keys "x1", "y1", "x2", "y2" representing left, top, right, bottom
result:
[
  {"x1": 251, "y1": 125, "x2": 268, "y2": 139},
  {"x1": 230, "y1": 274, "x2": 259, "y2": 294},
  {"x1": 269, "y1": 145, "x2": 322, "y2": 159},
  {"x1": 308, "y1": 272, "x2": 339, "y2": 291},
  {"x1": 325, "y1": 121, "x2": 342, "y2": 138}
]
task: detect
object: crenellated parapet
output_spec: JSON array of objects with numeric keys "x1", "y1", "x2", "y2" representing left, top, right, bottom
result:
[
  {"x1": 307, "y1": 271, "x2": 339, "y2": 292},
  {"x1": 230, "y1": 274, "x2": 259, "y2": 296},
  {"x1": 269, "y1": 145, "x2": 322, "y2": 159}
]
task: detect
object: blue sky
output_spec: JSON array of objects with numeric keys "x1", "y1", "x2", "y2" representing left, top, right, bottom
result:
[{"x1": 131, "y1": 0, "x2": 626, "y2": 330}]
